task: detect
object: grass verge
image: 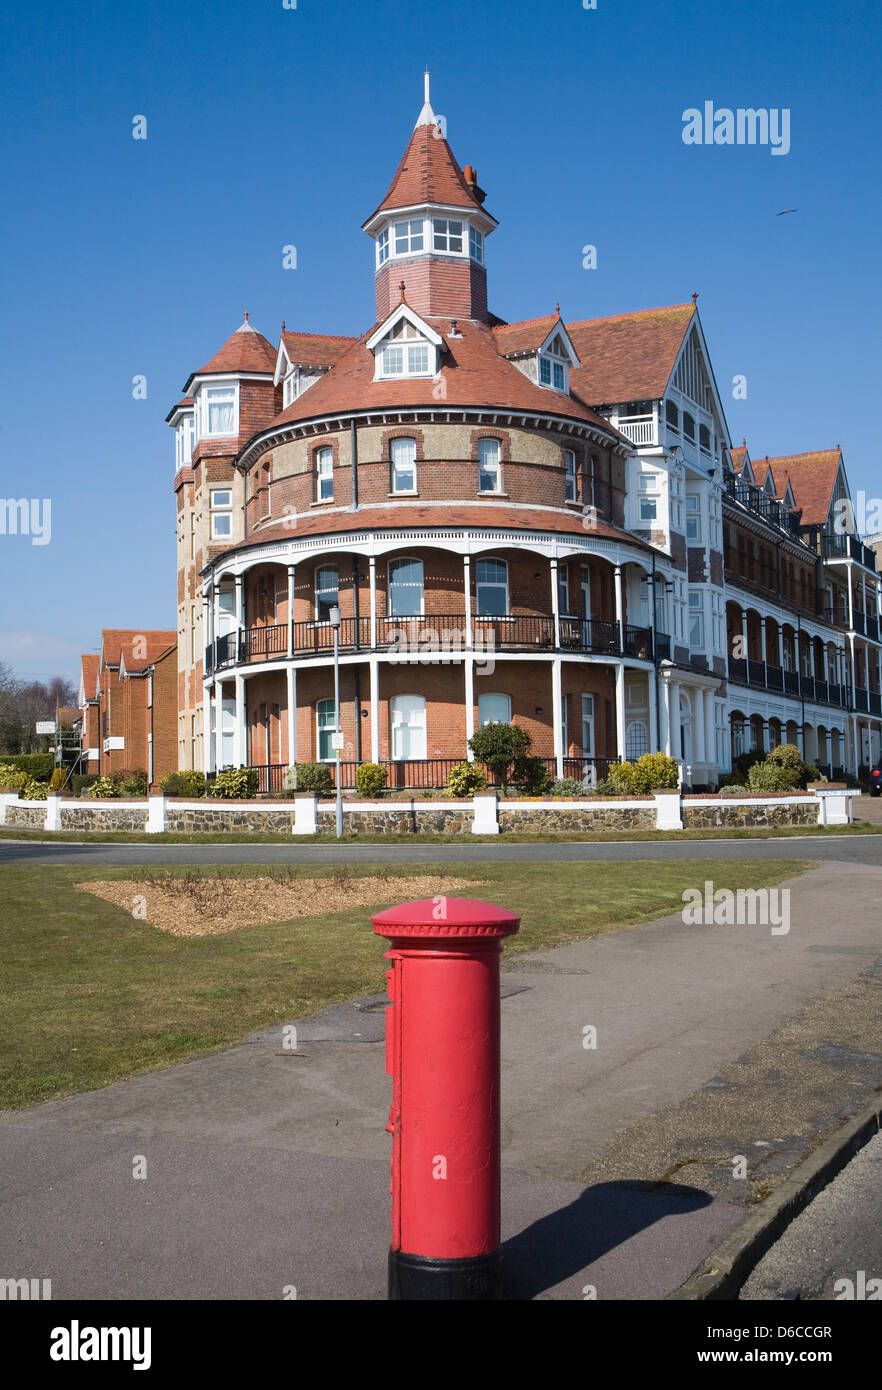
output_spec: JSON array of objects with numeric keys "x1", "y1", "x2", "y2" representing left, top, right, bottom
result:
[{"x1": 0, "y1": 858, "x2": 806, "y2": 1110}]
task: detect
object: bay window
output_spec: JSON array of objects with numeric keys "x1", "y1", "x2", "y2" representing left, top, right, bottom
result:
[
  {"x1": 202, "y1": 384, "x2": 237, "y2": 437},
  {"x1": 433, "y1": 218, "x2": 463, "y2": 253}
]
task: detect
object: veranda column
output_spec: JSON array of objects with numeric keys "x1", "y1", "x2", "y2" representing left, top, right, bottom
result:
[
  {"x1": 778, "y1": 626, "x2": 785, "y2": 668},
  {"x1": 213, "y1": 683, "x2": 222, "y2": 771},
  {"x1": 694, "y1": 684, "x2": 706, "y2": 766},
  {"x1": 648, "y1": 672, "x2": 659, "y2": 754},
  {"x1": 552, "y1": 658, "x2": 564, "y2": 778},
  {"x1": 704, "y1": 690, "x2": 716, "y2": 765},
  {"x1": 235, "y1": 574, "x2": 245, "y2": 643},
  {"x1": 550, "y1": 559, "x2": 561, "y2": 649},
  {"x1": 670, "y1": 682, "x2": 683, "y2": 760},
  {"x1": 370, "y1": 656, "x2": 380, "y2": 762},
  {"x1": 614, "y1": 565, "x2": 624, "y2": 651},
  {"x1": 741, "y1": 608, "x2": 749, "y2": 658},
  {"x1": 661, "y1": 676, "x2": 672, "y2": 756},
  {"x1": 369, "y1": 556, "x2": 378, "y2": 649},
  {"x1": 464, "y1": 656, "x2": 476, "y2": 761},
  {"x1": 286, "y1": 664, "x2": 297, "y2": 766},
  {"x1": 463, "y1": 553, "x2": 473, "y2": 649},
  {"x1": 234, "y1": 673, "x2": 246, "y2": 768},
  {"x1": 614, "y1": 663, "x2": 626, "y2": 761},
  {"x1": 202, "y1": 590, "x2": 212, "y2": 662},
  {"x1": 760, "y1": 617, "x2": 767, "y2": 667},
  {"x1": 287, "y1": 564, "x2": 296, "y2": 658},
  {"x1": 853, "y1": 717, "x2": 860, "y2": 774},
  {"x1": 202, "y1": 682, "x2": 213, "y2": 774}
]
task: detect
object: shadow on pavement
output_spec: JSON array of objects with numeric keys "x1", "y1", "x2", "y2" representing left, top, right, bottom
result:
[{"x1": 502, "y1": 1180, "x2": 713, "y2": 1300}]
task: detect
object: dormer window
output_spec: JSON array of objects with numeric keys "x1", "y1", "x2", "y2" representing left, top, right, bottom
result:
[
  {"x1": 377, "y1": 229, "x2": 390, "y2": 266},
  {"x1": 282, "y1": 369, "x2": 299, "y2": 408},
  {"x1": 368, "y1": 304, "x2": 444, "y2": 381},
  {"x1": 538, "y1": 334, "x2": 571, "y2": 394},
  {"x1": 469, "y1": 227, "x2": 484, "y2": 263}
]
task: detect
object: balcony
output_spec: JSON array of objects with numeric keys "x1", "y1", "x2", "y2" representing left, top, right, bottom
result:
[
  {"x1": 616, "y1": 416, "x2": 656, "y2": 446},
  {"x1": 727, "y1": 659, "x2": 849, "y2": 709},
  {"x1": 204, "y1": 614, "x2": 661, "y2": 674},
  {"x1": 725, "y1": 476, "x2": 803, "y2": 540}
]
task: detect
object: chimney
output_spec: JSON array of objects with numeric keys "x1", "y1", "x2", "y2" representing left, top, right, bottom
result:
[{"x1": 463, "y1": 165, "x2": 486, "y2": 205}]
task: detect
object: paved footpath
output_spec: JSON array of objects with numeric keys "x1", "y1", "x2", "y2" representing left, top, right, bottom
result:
[{"x1": 1, "y1": 859, "x2": 881, "y2": 1300}]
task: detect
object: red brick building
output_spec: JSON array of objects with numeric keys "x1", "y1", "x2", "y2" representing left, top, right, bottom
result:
[
  {"x1": 79, "y1": 630, "x2": 178, "y2": 785},
  {"x1": 169, "y1": 80, "x2": 880, "y2": 789}
]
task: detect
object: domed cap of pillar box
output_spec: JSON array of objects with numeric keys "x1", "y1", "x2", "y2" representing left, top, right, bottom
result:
[{"x1": 372, "y1": 897, "x2": 520, "y2": 940}]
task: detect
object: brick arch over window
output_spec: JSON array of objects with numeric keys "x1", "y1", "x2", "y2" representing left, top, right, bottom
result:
[
  {"x1": 380, "y1": 427, "x2": 426, "y2": 462},
  {"x1": 468, "y1": 428, "x2": 511, "y2": 464}
]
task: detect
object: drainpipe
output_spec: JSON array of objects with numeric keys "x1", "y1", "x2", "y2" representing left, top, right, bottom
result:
[{"x1": 351, "y1": 418, "x2": 359, "y2": 510}]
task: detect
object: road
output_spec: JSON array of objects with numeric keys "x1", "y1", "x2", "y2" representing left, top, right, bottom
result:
[
  {"x1": 0, "y1": 833, "x2": 881, "y2": 867},
  {"x1": 741, "y1": 1131, "x2": 882, "y2": 1301}
]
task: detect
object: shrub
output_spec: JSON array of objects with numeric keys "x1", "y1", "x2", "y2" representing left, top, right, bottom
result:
[
  {"x1": 608, "y1": 753, "x2": 680, "y2": 796},
  {"x1": 765, "y1": 742, "x2": 802, "y2": 769},
  {"x1": 89, "y1": 777, "x2": 117, "y2": 799},
  {"x1": 730, "y1": 751, "x2": 764, "y2": 782},
  {"x1": 289, "y1": 762, "x2": 334, "y2": 795},
  {"x1": 108, "y1": 767, "x2": 148, "y2": 797},
  {"x1": 0, "y1": 765, "x2": 30, "y2": 789},
  {"x1": 1, "y1": 753, "x2": 55, "y2": 781},
  {"x1": 512, "y1": 755, "x2": 552, "y2": 795},
  {"x1": 468, "y1": 722, "x2": 531, "y2": 791},
  {"x1": 446, "y1": 761, "x2": 489, "y2": 797},
  {"x1": 356, "y1": 762, "x2": 388, "y2": 797},
  {"x1": 70, "y1": 774, "x2": 98, "y2": 796},
  {"x1": 22, "y1": 779, "x2": 49, "y2": 801},
  {"x1": 208, "y1": 768, "x2": 259, "y2": 799},
  {"x1": 160, "y1": 769, "x2": 207, "y2": 797},
  {"x1": 550, "y1": 777, "x2": 589, "y2": 798},
  {"x1": 747, "y1": 762, "x2": 803, "y2": 793},
  {"x1": 590, "y1": 778, "x2": 619, "y2": 796},
  {"x1": 718, "y1": 783, "x2": 749, "y2": 795},
  {"x1": 49, "y1": 768, "x2": 66, "y2": 791}
]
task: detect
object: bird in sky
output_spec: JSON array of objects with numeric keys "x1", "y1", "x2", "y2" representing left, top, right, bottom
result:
[{"x1": 777, "y1": 209, "x2": 798, "y2": 215}]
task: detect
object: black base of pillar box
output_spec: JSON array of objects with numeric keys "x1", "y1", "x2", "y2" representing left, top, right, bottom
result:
[{"x1": 388, "y1": 1248, "x2": 502, "y2": 1300}]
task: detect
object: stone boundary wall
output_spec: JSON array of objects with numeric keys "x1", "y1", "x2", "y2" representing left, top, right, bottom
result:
[{"x1": 0, "y1": 787, "x2": 857, "y2": 835}]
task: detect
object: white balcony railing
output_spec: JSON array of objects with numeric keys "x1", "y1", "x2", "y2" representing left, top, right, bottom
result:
[{"x1": 616, "y1": 417, "x2": 656, "y2": 446}]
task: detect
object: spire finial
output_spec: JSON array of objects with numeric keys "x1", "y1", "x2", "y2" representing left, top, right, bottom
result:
[
  {"x1": 691, "y1": 292, "x2": 699, "y2": 305},
  {"x1": 416, "y1": 69, "x2": 436, "y2": 127},
  {"x1": 399, "y1": 280, "x2": 407, "y2": 303},
  {"x1": 244, "y1": 310, "x2": 249, "y2": 321},
  {"x1": 425, "y1": 69, "x2": 430, "y2": 104}
]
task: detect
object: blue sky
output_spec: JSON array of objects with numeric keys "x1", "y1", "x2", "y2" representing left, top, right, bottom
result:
[{"x1": 1, "y1": 0, "x2": 880, "y2": 682}]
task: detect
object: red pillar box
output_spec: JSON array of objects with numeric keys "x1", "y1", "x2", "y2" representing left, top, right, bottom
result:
[{"x1": 372, "y1": 896, "x2": 521, "y2": 1300}]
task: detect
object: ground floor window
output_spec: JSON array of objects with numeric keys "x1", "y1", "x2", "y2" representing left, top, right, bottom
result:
[
  {"x1": 478, "y1": 693, "x2": 511, "y2": 726},
  {"x1": 625, "y1": 718, "x2": 647, "y2": 760},
  {"x1": 581, "y1": 694, "x2": 596, "y2": 757},
  {"x1": 390, "y1": 694, "x2": 427, "y2": 760},
  {"x1": 317, "y1": 698, "x2": 336, "y2": 761}
]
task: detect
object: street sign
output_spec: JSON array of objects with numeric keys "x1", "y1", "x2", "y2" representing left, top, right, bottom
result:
[
  {"x1": 36, "y1": 721, "x2": 56, "y2": 734},
  {"x1": 332, "y1": 733, "x2": 345, "y2": 751}
]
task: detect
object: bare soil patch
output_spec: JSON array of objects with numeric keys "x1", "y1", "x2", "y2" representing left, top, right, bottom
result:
[{"x1": 75, "y1": 871, "x2": 479, "y2": 937}]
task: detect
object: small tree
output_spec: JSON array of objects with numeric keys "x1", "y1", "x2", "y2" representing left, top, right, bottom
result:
[{"x1": 468, "y1": 722, "x2": 531, "y2": 792}]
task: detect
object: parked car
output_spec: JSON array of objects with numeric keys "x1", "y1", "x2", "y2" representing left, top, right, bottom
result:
[{"x1": 871, "y1": 762, "x2": 882, "y2": 796}]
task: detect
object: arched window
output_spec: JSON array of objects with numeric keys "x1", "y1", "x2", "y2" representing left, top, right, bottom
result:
[
  {"x1": 316, "y1": 699, "x2": 336, "y2": 762},
  {"x1": 315, "y1": 566, "x2": 339, "y2": 622},
  {"x1": 388, "y1": 557, "x2": 424, "y2": 616},
  {"x1": 665, "y1": 400, "x2": 679, "y2": 432},
  {"x1": 564, "y1": 449, "x2": 578, "y2": 502},
  {"x1": 625, "y1": 720, "x2": 648, "y2": 760},
  {"x1": 390, "y1": 695, "x2": 427, "y2": 760},
  {"x1": 316, "y1": 447, "x2": 333, "y2": 502},
  {"x1": 475, "y1": 558, "x2": 508, "y2": 616},
  {"x1": 683, "y1": 411, "x2": 696, "y2": 442},
  {"x1": 390, "y1": 438, "x2": 417, "y2": 494},
  {"x1": 478, "y1": 693, "x2": 511, "y2": 727}
]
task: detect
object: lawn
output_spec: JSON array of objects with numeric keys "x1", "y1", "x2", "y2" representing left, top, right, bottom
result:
[{"x1": 0, "y1": 858, "x2": 806, "y2": 1110}]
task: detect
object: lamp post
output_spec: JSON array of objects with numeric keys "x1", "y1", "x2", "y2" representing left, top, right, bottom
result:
[{"x1": 330, "y1": 604, "x2": 343, "y2": 838}]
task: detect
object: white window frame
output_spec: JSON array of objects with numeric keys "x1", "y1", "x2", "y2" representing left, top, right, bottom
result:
[
  {"x1": 388, "y1": 557, "x2": 425, "y2": 617},
  {"x1": 282, "y1": 369, "x2": 299, "y2": 408},
  {"x1": 558, "y1": 564, "x2": 570, "y2": 616},
  {"x1": 315, "y1": 565, "x2": 339, "y2": 622},
  {"x1": 688, "y1": 590, "x2": 705, "y2": 649},
  {"x1": 378, "y1": 340, "x2": 434, "y2": 379},
  {"x1": 390, "y1": 437, "x2": 417, "y2": 495},
  {"x1": 377, "y1": 228, "x2": 390, "y2": 267},
  {"x1": 686, "y1": 493, "x2": 701, "y2": 542},
  {"x1": 316, "y1": 446, "x2": 334, "y2": 502},
  {"x1": 432, "y1": 217, "x2": 464, "y2": 254},
  {"x1": 478, "y1": 438, "x2": 502, "y2": 494},
  {"x1": 469, "y1": 226, "x2": 484, "y2": 264},
  {"x1": 638, "y1": 473, "x2": 658, "y2": 522},
  {"x1": 316, "y1": 698, "x2": 337, "y2": 762},
  {"x1": 390, "y1": 694, "x2": 427, "y2": 760},
  {"x1": 478, "y1": 693, "x2": 511, "y2": 727},
  {"x1": 564, "y1": 449, "x2": 578, "y2": 502},
  {"x1": 581, "y1": 694, "x2": 596, "y2": 758},
  {"x1": 393, "y1": 218, "x2": 425, "y2": 256},
  {"x1": 209, "y1": 488, "x2": 233, "y2": 541},
  {"x1": 475, "y1": 558, "x2": 509, "y2": 617},
  {"x1": 200, "y1": 382, "x2": 239, "y2": 438}
]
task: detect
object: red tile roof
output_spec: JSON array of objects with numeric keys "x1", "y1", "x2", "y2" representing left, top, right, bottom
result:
[
  {"x1": 191, "y1": 319, "x2": 277, "y2": 379},
  {"x1": 281, "y1": 331, "x2": 358, "y2": 368},
  {"x1": 120, "y1": 633, "x2": 178, "y2": 673},
  {"x1": 493, "y1": 314, "x2": 562, "y2": 357},
  {"x1": 730, "y1": 445, "x2": 748, "y2": 475},
  {"x1": 231, "y1": 501, "x2": 649, "y2": 551},
  {"x1": 264, "y1": 319, "x2": 617, "y2": 435},
  {"x1": 80, "y1": 654, "x2": 99, "y2": 696},
  {"x1": 366, "y1": 121, "x2": 488, "y2": 223},
  {"x1": 754, "y1": 449, "x2": 843, "y2": 526},
  {"x1": 567, "y1": 303, "x2": 696, "y2": 404},
  {"x1": 100, "y1": 629, "x2": 177, "y2": 671}
]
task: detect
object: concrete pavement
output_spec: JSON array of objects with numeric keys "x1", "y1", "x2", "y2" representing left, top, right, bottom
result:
[{"x1": 2, "y1": 859, "x2": 881, "y2": 1299}]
